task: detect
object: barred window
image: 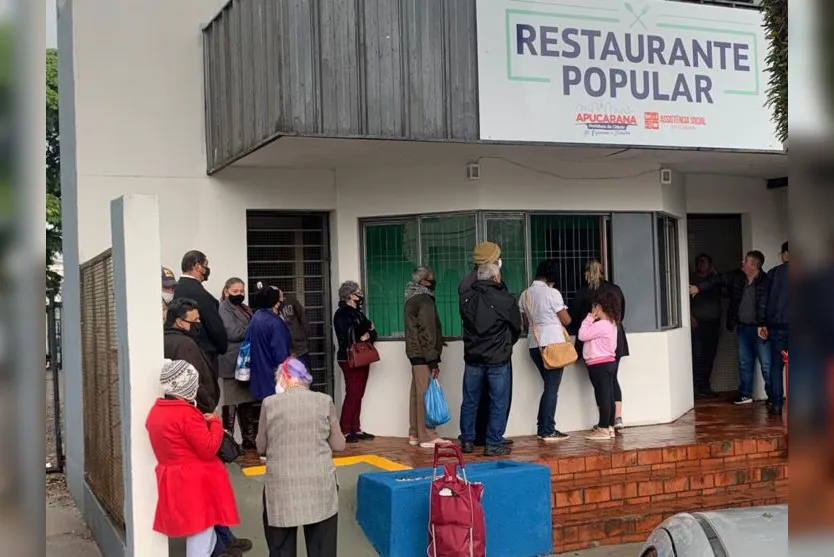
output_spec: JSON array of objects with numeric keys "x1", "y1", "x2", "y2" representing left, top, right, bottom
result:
[{"x1": 362, "y1": 211, "x2": 608, "y2": 339}]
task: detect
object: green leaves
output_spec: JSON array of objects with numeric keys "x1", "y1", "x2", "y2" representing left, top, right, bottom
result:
[
  {"x1": 760, "y1": 0, "x2": 787, "y2": 143},
  {"x1": 46, "y1": 48, "x2": 62, "y2": 292}
]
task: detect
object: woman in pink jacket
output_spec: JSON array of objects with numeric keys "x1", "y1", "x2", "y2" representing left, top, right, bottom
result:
[{"x1": 578, "y1": 290, "x2": 622, "y2": 440}]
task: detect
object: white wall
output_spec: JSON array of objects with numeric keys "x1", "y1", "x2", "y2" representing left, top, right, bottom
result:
[
  {"x1": 333, "y1": 156, "x2": 682, "y2": 436},
  {"x1": 685, "y1": 174, "x2": 787, "y2": 272}
]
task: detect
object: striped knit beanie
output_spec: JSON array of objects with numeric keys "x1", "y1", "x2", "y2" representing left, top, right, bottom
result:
[{"x1": 159, "y1": 359, "x2": 199, "y2": 402}]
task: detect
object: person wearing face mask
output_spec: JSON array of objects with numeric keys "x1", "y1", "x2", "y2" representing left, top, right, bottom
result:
[
  {"x1": 174, "y1": 250, "x2": 229, "y2": 375},
  {"x1": 164, "y1": 299, "x2": 221, "y2": 414},
  {"x1": 404, "y1": 266, "x2": 447, "y2": 448},
  {"x1": 458, "y1": 241, "x2": 514, "y2": 449},
  {"x1": 218, "y1": 277, "x2": 258, "y2": 450},
  {"x1": 247, "y1": 283, "x2": 293, "y2": 404},
  {"x1": 161, "y1": 266, "x2": 178, "y2": 321},
  {"x1": 333, "y1": 281, "x2": 378, "y2": 443}
]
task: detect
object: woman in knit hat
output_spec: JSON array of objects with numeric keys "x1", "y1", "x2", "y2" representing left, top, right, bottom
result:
[
  {"x1": 257, "y1": 357, "x2": 344, "y2": 556},
  {"x1": 146, "y1": 359, "x2": 240, "y2": 557}
]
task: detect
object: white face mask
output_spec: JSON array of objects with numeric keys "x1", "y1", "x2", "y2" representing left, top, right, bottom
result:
[
  {"x1": 162, "y1": 291, "x2": 174, "y2": 304},
  {"x1": 497, "y1": 258, "x2": 503, "y2": 269}
]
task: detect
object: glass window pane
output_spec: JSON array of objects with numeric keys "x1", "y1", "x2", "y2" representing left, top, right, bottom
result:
[
  {"x1": 364, "y1": 221, "x2": 418, "y2": 337},
  {"x1": 529, "y1": 215, "x2": 602, "y2": 307},
  {"x1": 657, "y1": 216, "x2": 670, "y2": 327},
  {"x1": 420, "y1": 214, "x2": 477, "y2": 338},
  {"x1": 486, "y1": 218, "x2": 526, "y2": 296}
]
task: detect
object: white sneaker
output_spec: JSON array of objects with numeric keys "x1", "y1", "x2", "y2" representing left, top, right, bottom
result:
[
  {"x1": 585, "y1": 428, "x2": 613, "y2": 441},
  {"x1": 419, "y1": 438, "x2": 450, "y2": 449},
  {"x1": 408, "y1": 436, "x2": 419, "y2": 446}
]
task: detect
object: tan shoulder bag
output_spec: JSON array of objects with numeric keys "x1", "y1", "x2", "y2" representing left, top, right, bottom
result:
[{"x1": 523, "y1": 290, "x2": 578, "y2": 370}]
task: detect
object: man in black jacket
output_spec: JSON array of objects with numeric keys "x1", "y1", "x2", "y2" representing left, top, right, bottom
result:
[
  {"x1": 458, "y1": 262, "x2": 521, "y2": 457},
  {"x1": 689, "y1": 253, "x2": 722, "y2": 398},
  {"x1": 690, "y1": 250, "x2": 771, "y2": 405},
  {"x1": 458, "y1": 241, "x2": 513, "y2": 447},
  {"x1": 173, "y1": 250, "x2": 228, "y2": 373},
  {"x1": 759, "y1": 241, "x2": 789, "y2": 415}
]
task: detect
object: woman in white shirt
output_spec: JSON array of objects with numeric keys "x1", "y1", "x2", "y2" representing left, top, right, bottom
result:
[{"x1": 519, "y1": 260, "x2": 572, "y2": 442}]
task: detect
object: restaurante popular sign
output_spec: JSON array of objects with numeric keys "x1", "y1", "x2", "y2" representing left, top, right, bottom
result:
[{"x1": 476, "y1": 0, "x2": 781, "y2": 151}]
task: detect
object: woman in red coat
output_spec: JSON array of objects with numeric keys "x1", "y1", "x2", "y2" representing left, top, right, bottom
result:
[{"x1": 146, "y1": 359, "x2": 240, "y2": 556}]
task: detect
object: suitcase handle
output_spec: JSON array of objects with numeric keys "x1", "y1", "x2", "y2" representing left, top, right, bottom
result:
[{"x1": 432, "y1": 442, "x2": 465, "y2": 469}]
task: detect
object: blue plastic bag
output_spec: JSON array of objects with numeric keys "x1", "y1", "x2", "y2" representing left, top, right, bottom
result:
[
  {"x1": 424, "y1": 378, "x2": 451, "y2": 428},
  {"x1": 234, "y1": 332, "x2": 251, "y2": 381}
]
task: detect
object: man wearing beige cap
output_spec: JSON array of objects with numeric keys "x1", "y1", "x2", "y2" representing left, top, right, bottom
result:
[{"x1": 458, "y1": 241, "x2": 514, "y2": 448}]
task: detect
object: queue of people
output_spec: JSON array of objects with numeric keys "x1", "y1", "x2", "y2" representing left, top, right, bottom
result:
[
  {"x1": 688, "y1": 242, "x2": 789, "y2": 415},
  {"x1": 152, "y1": 250, "x2": 344, "y2": 557}
]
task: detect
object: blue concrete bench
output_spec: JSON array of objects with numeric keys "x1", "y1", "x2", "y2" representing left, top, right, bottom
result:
[{"x1": 356, "y1": 460, "x2": 552, "y2": 557}]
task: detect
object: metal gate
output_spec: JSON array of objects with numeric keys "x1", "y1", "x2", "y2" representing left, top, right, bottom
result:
[
  {"x1": 246, "y1": 211, "x2": 334, "y2": 395},
  {"x1": 46, "y1": 295, "x2": 64, "y2": 473}
]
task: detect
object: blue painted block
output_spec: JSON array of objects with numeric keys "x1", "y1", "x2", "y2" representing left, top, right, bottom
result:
[{"x1": 356, "y1": 460, "x2": 552, "y2": 557}]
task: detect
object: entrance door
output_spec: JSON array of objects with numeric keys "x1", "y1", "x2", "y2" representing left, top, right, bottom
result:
[
  {"x1": 686, "y1": 214, "x2": 742, "y2": 393},
  {"x1": 246, "y1": 211, "x2": 333, "y2": 395}
]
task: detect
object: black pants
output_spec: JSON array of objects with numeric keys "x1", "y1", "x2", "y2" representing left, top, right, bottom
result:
[
  {"x1": 475, "y1": 362, "x2": 513, "y2": 446},
  {"x1": 613, "y1": 357, "x2": 622, "y2": 403},
  {"x1": 263, "y1": 502, "x2": 338, "y2": 557},
  {"x1": 588, "y1": 361, "x2": 617, "y2": 428},
  {"x1": 691, "y1": 320, "x2": 720, "y2": 395}
]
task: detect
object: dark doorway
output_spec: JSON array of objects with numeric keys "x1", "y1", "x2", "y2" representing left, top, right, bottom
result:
[
  {"x1": 246, "y1": 211, "x2": 334, "y2": 395},
  {"x1": 686, "y1": 214, "x2": 743, "y2": 393}
]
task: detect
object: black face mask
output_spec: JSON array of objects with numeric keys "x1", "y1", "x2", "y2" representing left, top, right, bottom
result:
[
  {"x1": 201, "y1": 265, "x2": 211, "y2": 281},
  {"x1": 354, "y1": 295, "x2": 365, "y2": 307},
  {"x1": 426, "y1": 280, "x2": 437, "y2": 291},
  {"x1": 183, "y1": 321, "x2": 201, "y2": 337},
  {"x1": 228, "y1": 294, "x2": 244, "y2": 306}
]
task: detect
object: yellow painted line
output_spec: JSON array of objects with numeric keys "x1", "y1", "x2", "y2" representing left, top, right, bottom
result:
[{"x1": 241, "y1": 454, "x2": 412, "y2": 477}]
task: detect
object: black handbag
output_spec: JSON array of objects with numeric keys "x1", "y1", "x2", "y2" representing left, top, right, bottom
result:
[{"x1": 217, "y1": 429, "x2": 242, "y2": 463}]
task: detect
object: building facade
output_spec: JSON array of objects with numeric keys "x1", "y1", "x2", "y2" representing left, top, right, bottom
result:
[{"x1": 58, "y1": 0, "x2": 786, "y2": 553}]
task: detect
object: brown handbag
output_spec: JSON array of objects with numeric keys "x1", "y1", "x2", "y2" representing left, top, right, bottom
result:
[
  {"x1": 524, "y1": 290, "x2": 578, "y2": 370},
  {"x1": 347, "y1": 327, "x2": 380, "y2": 368}
]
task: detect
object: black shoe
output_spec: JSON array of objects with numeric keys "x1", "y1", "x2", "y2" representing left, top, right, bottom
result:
[
  {"x1": 501, "y1": 437, "x2": 514, "y2": 445},
  {"x1": 345, "y1": 433, "x2": 360, "y2": 444},
  {"x1": 356, "y1": 431, "x2": 375, "y2": 440},
  {"x1": 484, "y1": 444, "x2": 512, "y2": 457},
  {"x1": 733, "y1": 395, "x2": 752, "y2": 405},
  {"x1": 226, "y1": 538, "x2": 253, "y2": 553},
  {"x1": 460, "y1": 441, "x2": 474, "y2": 454},
  {"x1": 538, "y1": 431, "x2": 570, "y2": 442},
  {"x1": 768, "y1": 406, "x2": 783, "y2": 416}
]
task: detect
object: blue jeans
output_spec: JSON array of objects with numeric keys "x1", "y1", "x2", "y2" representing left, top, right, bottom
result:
[
  {"x1": 211, "y1": 526, "x2": 233, "y2": 556},
  {"x1": 459, "y1": 362, "x2": 511, "y2": 446},
  {"x1": 529, "y1": 349, "x2": 564, "y2": 437},
  {"x1": 737, "y1": 325, "x2": 772, "y2": 398},
  {"x1": 768, "y1": 329, "x2": 788, "y2": 410}
]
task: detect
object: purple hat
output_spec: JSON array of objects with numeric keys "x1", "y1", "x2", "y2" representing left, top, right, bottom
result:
[{"x1": 278, "y1": 357, "x2": 313, "y2": 385}]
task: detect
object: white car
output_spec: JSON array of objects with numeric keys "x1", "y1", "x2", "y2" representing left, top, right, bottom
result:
[{"x1": 640, "y1": 505, "x2": 787, "y2": 557}]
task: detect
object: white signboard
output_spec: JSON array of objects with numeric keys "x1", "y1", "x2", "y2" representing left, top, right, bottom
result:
[{"x1": 476, "y1": 0, "x2": 781, "y2": 151}]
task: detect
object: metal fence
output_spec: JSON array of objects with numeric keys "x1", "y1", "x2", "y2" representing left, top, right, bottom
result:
[
  {"x1": 46, "y1": 295, "x2": 64, "y2": 473},
  {"x1": 80, "y1": 249, "x2": 125, "y2": 530}
]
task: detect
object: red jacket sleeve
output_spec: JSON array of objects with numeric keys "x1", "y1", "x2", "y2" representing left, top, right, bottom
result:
[{"x1": 182, "y1": 412, "x2": 224, "y2": 461}]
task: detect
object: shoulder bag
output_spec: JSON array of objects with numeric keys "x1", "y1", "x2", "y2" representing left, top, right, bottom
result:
[
  {"x1": 347, "y1": 324, "x2": 380, "y2": 368},
  {"x1": 217, "y1": 429, "x2": 242, "y2": 463},
  {"x1": 524, "y1": 290, "x2": 578, "y2": 370}
]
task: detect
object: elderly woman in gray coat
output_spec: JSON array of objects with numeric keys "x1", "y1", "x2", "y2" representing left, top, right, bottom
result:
[
  {"x1": 257, "y1": 357, "x2": 345, "y2": 557},
  {"x1": 218, "y1": 277, "x2": 258, "y2": 449}
]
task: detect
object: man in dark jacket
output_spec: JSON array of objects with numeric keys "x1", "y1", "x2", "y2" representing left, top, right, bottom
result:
[
  {"x1": 173, "y1": 250, "x2": 228, "y2": 374},
  {"x1": 688, "y1": 253, "x2": 722, "y2": 398},
  {"x1": 404, "y1": 266, "x2": 444, "y2": 448},
  {"x1": 459, "y1": 262, "x2": 521, "y2": 457},
  {"x1": 690, "y1": 250, "x2": 771, "y2": 405},
  {"x1": 279, "y1": 291, "x2": 311, "y2": 371},
  {"x1": 759, "y1": 241, "x2": 789, "y2": 415},
  {"x1": 163, "y1": 299, "x2": 220, "y2": 413},
  {"x1": 458, "y1": 241, "x2": 513, "y2": 447}
]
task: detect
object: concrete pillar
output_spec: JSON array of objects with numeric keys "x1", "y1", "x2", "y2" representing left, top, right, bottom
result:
[{"x1": 110, "y1": 195, "x2": 168, "y2": 557}]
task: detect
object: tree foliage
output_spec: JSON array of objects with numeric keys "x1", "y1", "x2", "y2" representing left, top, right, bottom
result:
[
  {"x1": 47, "y1": 48, "x2": 62, "y2": 292},
  {"x1": 761, "y1": 0, "x2": 787, "y2": 144}
]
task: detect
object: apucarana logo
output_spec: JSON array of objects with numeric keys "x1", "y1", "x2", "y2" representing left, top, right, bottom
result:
[{"x1": 574, "y1": 103, "x2": 637, "y2": 135}]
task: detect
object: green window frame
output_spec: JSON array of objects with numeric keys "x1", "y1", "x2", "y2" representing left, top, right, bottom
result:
[{"x1": 361, "y1": 211, "x2": 611, "y2": 339}]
